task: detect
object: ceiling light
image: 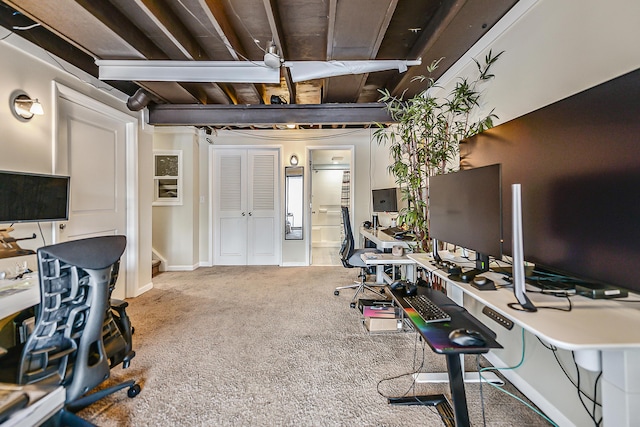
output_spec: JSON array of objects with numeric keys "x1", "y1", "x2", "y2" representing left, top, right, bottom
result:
[
  {"x1": 11, "y1": 91, "x2": 44, "y2": 121},
  {"x1": 289, "y1": 154, "x2": 299, "y2": 166}
]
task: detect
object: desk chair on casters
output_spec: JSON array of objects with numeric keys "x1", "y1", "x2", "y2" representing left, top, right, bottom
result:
[
  {"x1": 334, "y1": 206, "x2": 383, "y2": 308},
  {"x1": 3, "y1": 236, "x2": 140, "y2": 426}
]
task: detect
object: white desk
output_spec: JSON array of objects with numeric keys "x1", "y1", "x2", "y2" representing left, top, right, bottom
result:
[
  {"x1": 1, "y1": 384, "x2": 65, "y2": 427},
  {"x1": 409, "y1": 251, "x2": 640, "y2": 427},
  {"x1": 359, "y1": 227, "x2": 416, "y2": 250},
  {"x1": 0, "y1": 274, "x2": 39, "y2": 320},
  {"x1": 360, "y1": 252, "x2": 415, "y2": 285}
]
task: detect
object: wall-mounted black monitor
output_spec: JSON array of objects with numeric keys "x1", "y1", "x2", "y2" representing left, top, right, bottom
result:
[
  {"x1": 461, "y1": 69, "x2": 640, "y2": 293},
  {"x1": 0, "y1": 170, "x2": 70, "y2": 223},
  {"x1": 372, "y1": 187, "x2": 398, "y2": 213},
  {"x1": 429, "y1": 164, "x2": 502, "y2": 274}
]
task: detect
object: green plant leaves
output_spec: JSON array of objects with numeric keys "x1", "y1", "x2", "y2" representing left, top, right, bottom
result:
[{"x1": 373, "y1": 50, "x2": 503, "y2": 252}]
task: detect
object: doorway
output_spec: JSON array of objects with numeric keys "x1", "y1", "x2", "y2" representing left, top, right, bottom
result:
[{"x1": 308, "y1": 148, "x2": 352, "y2": 266}]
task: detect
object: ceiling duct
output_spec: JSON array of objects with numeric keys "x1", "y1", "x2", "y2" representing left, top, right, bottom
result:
[{"x1": 126, "y1": 88, "x2": 155, "y2": 111}]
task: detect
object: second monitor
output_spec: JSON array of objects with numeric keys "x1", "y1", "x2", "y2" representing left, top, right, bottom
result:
[{"x1": 372, "y1": 187, "x2": 399, "y2": 213}]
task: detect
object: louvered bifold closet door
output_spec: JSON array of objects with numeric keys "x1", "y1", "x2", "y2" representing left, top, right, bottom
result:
[{"x1": 213, "y1": 149, "x2": 280, "y2": 265}]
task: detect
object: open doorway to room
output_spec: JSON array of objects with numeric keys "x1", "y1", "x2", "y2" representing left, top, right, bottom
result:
[{"x1": 308, "y1": 148, "x2": 352, "y2": 266}]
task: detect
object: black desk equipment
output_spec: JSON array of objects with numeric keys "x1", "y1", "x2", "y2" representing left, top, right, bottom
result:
[
  {"x1": 388, "y1": 286, "x2": 502, "y2": 427},
  {"x1": 334, "y1": 206, "x2": 382, "y2": 308}
]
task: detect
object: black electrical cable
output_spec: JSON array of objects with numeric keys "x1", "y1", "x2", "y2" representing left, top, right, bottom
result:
[{"x1": 537, "y1": 336, "x2": 603, "y2": 425}]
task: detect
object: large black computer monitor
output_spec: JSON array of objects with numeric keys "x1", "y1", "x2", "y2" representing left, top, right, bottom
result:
[
  {"x1": 429, "y1": 164, "x2": 502, "y2": 274},
  {"x1": 0, "y1": 170, "x2": 70, "y2": 223},
  {"x1": 372, "y1": 187, "x2": 398, "y2": 213},
  {"x1": 462, "y1": 69, "x2": 640, "y2": 294}
]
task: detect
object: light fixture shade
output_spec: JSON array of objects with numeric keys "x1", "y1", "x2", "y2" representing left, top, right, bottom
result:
[
  {"x1": 29, "y1": 100, "x2": 44, "y2": 115},
  {"x1": 285, "y1": 59, "x2": 421, "y2": 82},
  {"x1": 11, "y1": 91, "x2": 44, "y2": 121}
]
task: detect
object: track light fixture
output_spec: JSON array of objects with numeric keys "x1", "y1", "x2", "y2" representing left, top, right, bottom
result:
[{"x1": 11, "y1": 91, "x2": 44, "y2": 121}]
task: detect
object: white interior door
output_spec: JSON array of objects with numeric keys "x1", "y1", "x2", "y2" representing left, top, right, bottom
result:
[
  {"x1": 55, "y1": 96, "x2": 128, "y2": 297},
  {"x1": 213, "y1": 148, "x2": 280, "y2": 265}
]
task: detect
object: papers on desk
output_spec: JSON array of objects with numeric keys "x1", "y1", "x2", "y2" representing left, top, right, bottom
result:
[{"x1": 364, "y1": 252, "x2": 379, "y2": 259}]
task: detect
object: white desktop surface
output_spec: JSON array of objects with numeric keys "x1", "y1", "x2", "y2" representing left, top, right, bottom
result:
[
  {"x1": 359, "y1": 227, "x2": 416, "y2": 250},
  {"x1": 1, "y1": 384, "x2": 64, "y2": 427},
  {"x1": 0, "y1": 274, "x2": 39, "y2": 320}
]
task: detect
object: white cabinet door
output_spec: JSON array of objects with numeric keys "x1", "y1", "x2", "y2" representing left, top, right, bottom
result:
[{"x1": 213, "y1": 149, "x2": 280, "y2": 265}]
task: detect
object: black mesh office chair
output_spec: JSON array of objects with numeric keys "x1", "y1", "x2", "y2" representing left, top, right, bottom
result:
[
  {"x1": 10, "y1": 236, "x2": 139, "y2": 425},
  {"x1": 334, "y1": 206, "x2": 383, "y2": 308}
]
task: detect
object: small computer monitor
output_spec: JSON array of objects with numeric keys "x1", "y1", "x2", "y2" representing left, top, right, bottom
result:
[
  {"x1": 429, "y1": 164, "x2": 502, "y2": 271},
  {"x1": 372, "y1": 187, "x2": 398, "y2": 213},
  {"x1": 0, "y1": 170, "x2": 70, "y2": 223}
]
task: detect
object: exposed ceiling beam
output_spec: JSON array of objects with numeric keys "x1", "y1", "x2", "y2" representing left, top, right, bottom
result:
[
  {"x1": 200, "y1": 0, "x2": 246, "y2": 60},
  {"x1": 199, "y1": 0, "x2": 264, "y2": 104},
  {"x1": 132, "y1": 0, "x2": 203, "y2": 60},
  {"x1": 74, "y1": 0, "x2": 167, "y2": 59},
  {"x1": 148, "y1": 103, "x2": 394, "y2": 126}
]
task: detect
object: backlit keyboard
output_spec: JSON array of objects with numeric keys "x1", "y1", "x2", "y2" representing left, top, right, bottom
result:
[{"x1": 403, "y1": 294, "x2": 451, "y2": 323}]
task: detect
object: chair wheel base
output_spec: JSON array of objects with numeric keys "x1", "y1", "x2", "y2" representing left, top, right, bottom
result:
[
  {"x1": 334, "y1": 290, "x2": 340, "y2": 296},
  {"x1": 127, "y1": 384, "x2": 141, "y2": 398},
  {"x1": 350, "y1": 302, "x2": 356, "y2": 309}
]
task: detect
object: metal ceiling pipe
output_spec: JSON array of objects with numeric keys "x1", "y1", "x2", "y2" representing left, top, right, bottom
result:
[{"x1": 126, "y1": 88, "x2": 154, "y2": 111}]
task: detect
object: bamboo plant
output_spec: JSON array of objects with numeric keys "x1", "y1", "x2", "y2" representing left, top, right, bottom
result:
[{"x1": 374, "y1": 50, "x2": 503, "y2": 252}]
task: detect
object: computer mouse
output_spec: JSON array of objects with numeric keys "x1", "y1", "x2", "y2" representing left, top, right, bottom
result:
[
  {"x1": 404, "y1": 283, "x2": 417, "y2": 296},
  {"x1": 459, "y1": 271, "x2": 477, "y2": 282},
  {"x1": 448, "y1": 328, "x2": 486, "y2": 347},
  {"x1": 473, "y1": 276, "x2": 487, "y2": 286}
]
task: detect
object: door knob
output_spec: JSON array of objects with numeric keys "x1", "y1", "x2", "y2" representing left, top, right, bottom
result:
[
  {"x1": 242, "y1": 212, "x2": 245, "y2": 216},
  {"x1": 59, "y1": 223, "x2": 66, "y2": 230},
  {"x1": 248, "y1": 212, "x2": 252, "y2": 216}
]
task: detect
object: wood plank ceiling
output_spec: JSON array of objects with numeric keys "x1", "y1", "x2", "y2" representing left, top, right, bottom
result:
[{"x1": 0, "y1": 0, "x2": 518, "y2": 127}]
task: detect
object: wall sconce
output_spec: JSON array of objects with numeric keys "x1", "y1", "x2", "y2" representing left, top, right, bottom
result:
[
  {"x1": 289, "y1": 154, "x2": 299, "y2": 166},
  {"x1": 11, "y1": 91, "x2": 44, "y2": 121}
]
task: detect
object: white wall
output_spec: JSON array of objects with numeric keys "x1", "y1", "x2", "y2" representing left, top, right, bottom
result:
[
  {"x1": 152, "y1": 127, "x2": 200, "y2": 270},
  {"x1": 435, "y1": 0, "x2": 640, "y2": 126},
  {"x1": 0, "y1": 29, "x2": 153, "y2": 297}
]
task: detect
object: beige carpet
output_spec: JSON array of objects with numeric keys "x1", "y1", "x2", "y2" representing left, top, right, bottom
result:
[{"x1": 78, "y1": 266, "x2": 548, "y2": 426}]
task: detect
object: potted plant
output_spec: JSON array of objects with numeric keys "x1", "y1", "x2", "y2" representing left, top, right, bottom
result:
[{"x1": 374, "y1": 51, "x2": 502, "y2": 252}]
